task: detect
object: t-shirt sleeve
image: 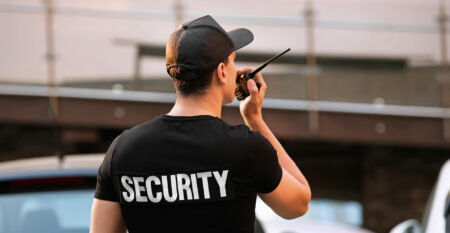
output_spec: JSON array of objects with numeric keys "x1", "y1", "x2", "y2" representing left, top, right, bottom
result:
[
  {"x1": 248, "y1": 130, "x2": 283, "y2": 194},
  {"x1": 94, "y1": 135, "x2": 120, "y2": 202}
]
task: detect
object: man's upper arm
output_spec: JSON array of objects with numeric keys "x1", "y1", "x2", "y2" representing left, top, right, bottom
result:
[
  {"x1": 258, "y1": 169, "x2": 310, "y2": 219},
  {"x1": 248, "y1": 131, "x2": 283, "y2": 194},
  {"x1": 91, "y1": 135, "x2": 126, "y2": 233},
  {"x1": 95, "y1": 136, "x2": 121, "y2": 202},
  {"x1": 90, "y1": 198, "x2": 126, "y2": 233},
  {"x1": 248, "y1": 130, "x2": 310, "y2": 220}
]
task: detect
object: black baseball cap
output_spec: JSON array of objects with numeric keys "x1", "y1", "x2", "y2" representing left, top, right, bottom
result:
[{"x1": 166, "y1": 15, "x2": 254, "y2": 81}]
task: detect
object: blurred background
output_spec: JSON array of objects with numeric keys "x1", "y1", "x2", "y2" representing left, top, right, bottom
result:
[{"x1": 0, "y1": 0, "x2": 450, "y2": 233}]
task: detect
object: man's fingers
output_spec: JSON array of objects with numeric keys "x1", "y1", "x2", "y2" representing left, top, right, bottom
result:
[
  {"x1": 253, "y1": 72, "x2": 266, "y2": 91},
  {"x1": 252, "y1": 72, "x2": 267, "y2": 102},
  {"x1": 238, "y1": 67, "x2": 267, "y2": 103},
  {"x1": 237, "y1": 67, "x2": 252, "y2": 76},
  {"x1": 238, "y1": 68, "x2": 266, "y2": 90}
]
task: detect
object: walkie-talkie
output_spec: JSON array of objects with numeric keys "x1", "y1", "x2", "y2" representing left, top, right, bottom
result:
[{"x1": 235, "y1": 48, "x2": 291, "y2": 101}]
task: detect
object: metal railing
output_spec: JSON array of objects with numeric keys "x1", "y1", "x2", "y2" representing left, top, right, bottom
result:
[{"x1": 0, "y1": 0, "x2": 449, "y2": 140}]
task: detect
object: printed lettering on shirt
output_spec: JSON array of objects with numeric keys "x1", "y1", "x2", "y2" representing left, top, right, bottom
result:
[{"x1": 116, "y1": 169, "x2": 234, "y2": 204}]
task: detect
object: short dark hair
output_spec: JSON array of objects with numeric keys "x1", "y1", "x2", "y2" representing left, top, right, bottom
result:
[{"x1": 173, "y1": 56, "x2": 229, "y2": 96}]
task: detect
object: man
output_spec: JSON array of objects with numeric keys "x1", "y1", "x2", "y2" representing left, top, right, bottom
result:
[{"x1": 90, "y1": 15, "x2": 311, "y2": 233}]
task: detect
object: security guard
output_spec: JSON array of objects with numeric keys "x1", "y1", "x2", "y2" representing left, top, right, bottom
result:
[{"x1": 90, "y1": 15, "x2": 311, "y2": 233}]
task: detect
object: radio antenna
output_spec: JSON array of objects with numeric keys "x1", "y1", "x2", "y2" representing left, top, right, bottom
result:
[{"x1": 249, "y1": 48, "x2": 291, "y2": 77}]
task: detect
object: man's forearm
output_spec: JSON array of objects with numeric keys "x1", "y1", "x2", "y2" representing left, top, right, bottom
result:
[{"x1": 245, "y1": 117, "x2": 311, "y2": 191}]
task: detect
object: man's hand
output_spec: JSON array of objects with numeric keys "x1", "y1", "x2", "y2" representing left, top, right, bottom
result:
[{"x1": 238, "y1": 67, "x2": 267, "y2": 125}]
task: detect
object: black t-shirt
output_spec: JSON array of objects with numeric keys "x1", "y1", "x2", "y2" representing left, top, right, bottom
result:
[{"x1": 95, "y1": 115, "x2": 282, "y2": 233}]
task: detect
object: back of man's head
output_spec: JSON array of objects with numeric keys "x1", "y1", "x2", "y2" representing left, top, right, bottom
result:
[{"x1": 165, "y1": 15, "x2": 253, "y2": 96}]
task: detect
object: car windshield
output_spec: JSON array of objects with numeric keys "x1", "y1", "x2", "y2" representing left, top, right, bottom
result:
[{"x1": 0, "y1": 189, "x2": 94, "y2": 233}]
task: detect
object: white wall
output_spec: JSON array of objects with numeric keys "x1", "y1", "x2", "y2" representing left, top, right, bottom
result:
[{"x1": 0, "y1": 0, "x2": 448, "y2": 84}]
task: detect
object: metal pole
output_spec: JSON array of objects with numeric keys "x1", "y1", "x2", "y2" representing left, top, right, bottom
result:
[
  {"x1": 305, "y1": 0, "x2": 319, "y2": 135},
  {"x1": 174, "y1": 0, "x2": 184, "y2": 27},
  {"x1": 44, "y1": 0, "x2": 63, "y2": 162},
  {"x1": 438, "y1": 0, "x2": 450, "y2": 142},
  {"x1": 44, "y1": 0, "x2": 58, "y2": 120},
  {"x1": 133, "y1": 47, "x2": 141, "y2": 90}
]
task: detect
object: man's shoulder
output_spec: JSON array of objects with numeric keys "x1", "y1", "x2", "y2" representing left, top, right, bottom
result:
[
  {"x1": 220, "y1": 123, "x2": 270, "y2": 147},
  {"x1": 121, "y1": 115, "x2": 166, "y2": 135},
  {"x1": 111, "y1": 115, "x2": 165, "y2": 144},
  {"x1": 224, "y1": 123, "x2": 252, "y2": 139},
  {"x1": 118, "y1": 115, "x2": 260, "y2": 142}
]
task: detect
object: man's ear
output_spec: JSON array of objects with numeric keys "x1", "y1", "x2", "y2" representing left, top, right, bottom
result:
[{"x1": 214, "y1": 63, "x2": 227, "y2": 85}]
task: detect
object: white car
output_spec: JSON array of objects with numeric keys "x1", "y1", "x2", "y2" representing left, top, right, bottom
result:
[
  {"x1": 390, "y1": 159, "x2": 450, "y2": 233},
  {"x1": 255, "y1": 197, "x2": 374, "y2": 233}
]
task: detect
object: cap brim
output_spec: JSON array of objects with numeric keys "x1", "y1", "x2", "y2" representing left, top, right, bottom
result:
[{"x1": 228, "y1": 28, "x2": 254, "y2": 51}]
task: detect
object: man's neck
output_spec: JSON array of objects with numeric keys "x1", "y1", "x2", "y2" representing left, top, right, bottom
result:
[{"x1": 167, "y1": 91, "x2": 223, "y2": 118}]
